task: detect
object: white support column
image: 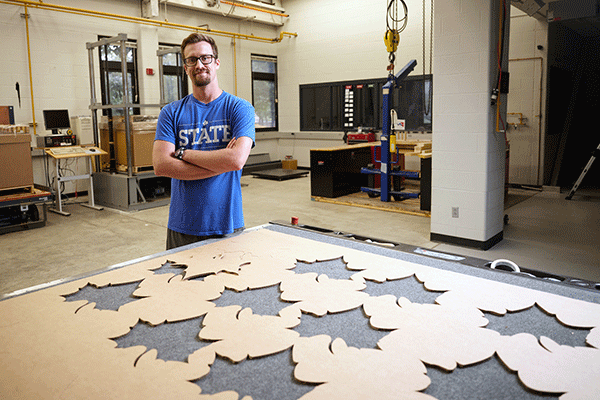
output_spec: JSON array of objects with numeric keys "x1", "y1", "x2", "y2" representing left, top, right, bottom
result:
[
  {"x1": 138, "y1": 25, "x2": 161, "y2": 110},
  {"x1": 430, "y1": 0, "x2": 509, "y2": 250}
]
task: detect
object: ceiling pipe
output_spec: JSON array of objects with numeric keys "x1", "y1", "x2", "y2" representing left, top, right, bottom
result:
[{"x1": 1, "y1": 0, "x2": 297, "y2": 43}]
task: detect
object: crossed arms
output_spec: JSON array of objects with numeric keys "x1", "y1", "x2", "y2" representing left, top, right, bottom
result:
[{"x1": 152, "y1": 136, "x2": 253, "y2": 181}]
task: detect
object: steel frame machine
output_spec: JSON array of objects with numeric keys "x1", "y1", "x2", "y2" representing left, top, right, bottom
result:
[
  {"x1": 360, "y1": 60, "x2": 420, "y2": 202},
  {"x1": 86, "y1": 34, "x2": 177, "y2": 212}
]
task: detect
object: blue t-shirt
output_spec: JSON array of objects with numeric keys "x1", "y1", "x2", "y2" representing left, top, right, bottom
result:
[{"x1": 155, "y1": 91, "x2": 255, "y2": 236}]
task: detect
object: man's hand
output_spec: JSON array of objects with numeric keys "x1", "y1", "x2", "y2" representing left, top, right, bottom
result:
[{"x1": 171, "y1": 137, "x2": 236, "y2": 160}]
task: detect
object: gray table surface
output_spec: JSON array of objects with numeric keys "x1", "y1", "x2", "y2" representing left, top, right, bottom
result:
[{"x1": 25, "y1": 223, "x2": 600, "y2": 399}]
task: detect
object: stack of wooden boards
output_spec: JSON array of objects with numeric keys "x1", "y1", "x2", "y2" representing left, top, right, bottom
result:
[
  {"x1": 395, "y1": 139, "x2": 431, "y2": 158},
  {"x1": 99, "y1": 115, "x2": 157, "y2": 173},
  {"x1": 0, "y1": 124, "x2": 29, "y2": 134}
]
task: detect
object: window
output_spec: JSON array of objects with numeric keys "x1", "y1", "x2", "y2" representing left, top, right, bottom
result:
[
  {"x1": 300, "y1": 75, "x2": 432, "y2": 132},
  {"x1": 158, "y1": 44, "x2": 188, "y2": 104},
  {"x1": 251, "y1": 55, "x2": 278, "y2": 131},
  {"x1": 98, "y1": 37, "x2": 139, "y2": 115}
]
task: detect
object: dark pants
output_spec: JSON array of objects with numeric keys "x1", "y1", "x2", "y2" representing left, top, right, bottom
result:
[{"x1": 166, "y1": 228, "x2": 244, "y2": 250}]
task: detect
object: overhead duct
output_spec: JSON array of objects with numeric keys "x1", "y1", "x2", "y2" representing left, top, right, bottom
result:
[
  {"x1": 142, "y1": 0, "x2": 159, "y2": 18},
  {"x1": 547, "y1": 0, "x2": 599, "y2": 22},
  {"x1": 160, "y1": 0, "x2": 288, "y2": 26},
  {"x1": 523, "y1": 0, "x2": 545, "y2": 16}
]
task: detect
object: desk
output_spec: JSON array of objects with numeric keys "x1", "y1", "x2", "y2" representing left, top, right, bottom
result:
[
  {"x1": 310, "y1": 142, "x2": 374, "y2": 198},
  {"x1": 44, "y1": 146, "x2": 108, "y2": 216},
  {"x1": 311, "y1": 142, "x2": 432, "y2": 210},
  {"x1": 1, "y1": 223, "x2": 599, "y2": 399}
]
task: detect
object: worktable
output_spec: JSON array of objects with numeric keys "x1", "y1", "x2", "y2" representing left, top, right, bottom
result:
[
  {"x1": 310, "y1": 141, "x2": 431, "y2": 210},
  {"x1": 1, "y1": 223, "x2": 598, "y2": 399},
  {"x1": 310, "y1": 142, "x2": 375, "y2": 198},
  {"x1": 44, "y1": 146, "x2": 108, "y2": 216}
]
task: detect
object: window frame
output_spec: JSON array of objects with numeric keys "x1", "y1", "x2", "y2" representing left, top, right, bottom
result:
[
  {"x1": 97, "y1": 36, "x2": 140, "y2": 116},
  {"x1": 158, "y1": 43, "x2": 188, "y2": 105},
  {"x1": 251, "y1": 54, "x2": 278, "y2": 132}
]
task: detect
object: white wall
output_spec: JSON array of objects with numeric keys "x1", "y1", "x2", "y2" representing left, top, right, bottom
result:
[
  {"x1": 273, "y1": 0, "x2": 435, "y2": 167},
  {"x1": 0, "y1": 0, "x2": 279, "y2": 191},
  {"x1": 0, "y1": 0, "x2": 281, "y2": 125},
  {"x1": 277, "y1": 0, "x2": 433, "y2": 133}
]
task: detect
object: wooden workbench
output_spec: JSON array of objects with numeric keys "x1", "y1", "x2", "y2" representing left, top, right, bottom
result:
[{"x1": 311, "y1": 140, "x2": 431, "y2": 156}]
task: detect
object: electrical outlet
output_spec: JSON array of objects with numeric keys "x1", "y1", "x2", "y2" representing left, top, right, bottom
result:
[{"x1": 452, "y1": 207, "x2": 459, "y2": 218}]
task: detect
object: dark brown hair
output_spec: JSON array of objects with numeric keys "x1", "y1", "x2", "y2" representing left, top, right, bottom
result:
[{"x1": 181, "y1": 33, "x2": 219, "y2": 59}]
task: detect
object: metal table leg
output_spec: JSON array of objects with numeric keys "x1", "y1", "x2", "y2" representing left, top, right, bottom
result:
[
  {"x1": 81, "y1": 156, "x2": 103, "y2": 211},
  {"x1": 49, "y1": 158, "x2": 70, "y2": 216}
]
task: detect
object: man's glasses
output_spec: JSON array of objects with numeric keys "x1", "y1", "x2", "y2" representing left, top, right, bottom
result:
[{"x1": 184, "y1": 55, "x2": 215, "y2": 67}]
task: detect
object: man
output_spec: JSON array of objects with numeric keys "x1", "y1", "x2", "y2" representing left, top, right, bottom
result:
[{"x1": 153, "y1": 33, "x2": 255, "y2": 250}]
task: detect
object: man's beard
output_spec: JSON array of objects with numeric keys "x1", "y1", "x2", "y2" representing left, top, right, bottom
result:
[{"x1": 191, "y1": 69, "x2": 212, "y2": 87}]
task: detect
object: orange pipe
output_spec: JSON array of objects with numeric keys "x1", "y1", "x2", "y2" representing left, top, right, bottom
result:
[
  {"x1": 1, "y1": 0, "x2": 295, "y2": 43},
  {"x1": 23, "y1": 5, "x2": 37, "y2": 134}
]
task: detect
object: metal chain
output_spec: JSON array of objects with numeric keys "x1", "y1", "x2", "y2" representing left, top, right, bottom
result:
[
  {"x1": 430, "y1": 0, "x2": 434, "y2": 76},
  {"x1": 387, "y1": 0, "x2": 409, "y2": 76},
  {"x1": 388, "y1": 0, "x2": 399, "y2": 75}
]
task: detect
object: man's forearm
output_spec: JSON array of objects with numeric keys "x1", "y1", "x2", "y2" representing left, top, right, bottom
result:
[
  {"x1": 181, "y1": 137, "x2": 251, "y2": 173},
  {"x1": 156, "y1": 157, "x2": 221, "y2": 180},
  {"x1": 180, "y1": 148, "x2": 238, "y2": 173},
  {"x1": 153, "y1": 137, "x2": 251, "y2": 179}
]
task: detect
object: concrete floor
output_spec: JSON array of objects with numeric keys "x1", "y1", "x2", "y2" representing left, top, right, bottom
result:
[{"x1": 1, "y1": 173, "x2": 599, "y2": 296}]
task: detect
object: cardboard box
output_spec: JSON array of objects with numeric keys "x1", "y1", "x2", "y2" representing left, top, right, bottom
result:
[
  {"x1": 282, "y1": 159, "x2": 298, "y2": 170},
  {"x1": 0, "y1": 133, "x2": 34, "y2": 190},
  {"x1": 99, "y1": 115, "x2": 157, "y2": 168},
  {"x1": 115, "y1": 129, "x2": 155, "y2": 167}
]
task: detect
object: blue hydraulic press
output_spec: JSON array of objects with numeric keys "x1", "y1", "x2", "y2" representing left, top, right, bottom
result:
[{"x1": 360, "y1": 59, "x2": 418, "y2": 202}]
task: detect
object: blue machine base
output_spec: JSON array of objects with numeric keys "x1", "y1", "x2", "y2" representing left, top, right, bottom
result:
[
  {"x1": 360, "y1": 186, "x2": 420, "y2": 200},
  {"x1": 360, "y1": 167, "x2": 420, "y2": 179}
]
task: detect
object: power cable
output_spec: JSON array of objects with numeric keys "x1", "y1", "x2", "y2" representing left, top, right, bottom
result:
[
  {"x1": 493, "y1": 0, "x2": 508, "y2": 135},
  {"x1": 422, "y1": 0, "x2": 433, "y2": 121}
]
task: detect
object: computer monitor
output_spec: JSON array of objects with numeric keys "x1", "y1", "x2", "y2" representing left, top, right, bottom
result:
[{"x1": 43, "y1": 109, "x2": 71, "y2": 135}]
